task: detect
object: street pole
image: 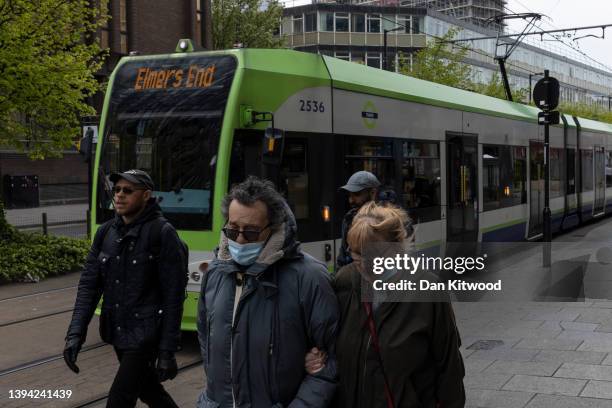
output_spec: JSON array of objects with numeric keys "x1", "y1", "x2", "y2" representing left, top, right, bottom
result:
[
  {"x1": 543, "y1": 70, "x2": 552, "y2": 267},
  {"x1": 383, "y1": 27, "x2": 402, "y2": 71}
]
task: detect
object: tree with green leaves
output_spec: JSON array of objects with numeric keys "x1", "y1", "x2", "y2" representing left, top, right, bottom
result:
[
  {"x1": 0, "y1": 0, "x2": 107, "y2": 160},
  {"x1": 212, "y1": 0, "x2": 284, "y2": 50},
  {"x1": 398, "y1": 28, "x2": 473, "y2": 90},
  {"x1": 559, "y1": 102, "x2": 612, "y2": 124},
  {"x1": 472, "y1": 72, "x2": 528, "y2": 102},
  {"x1": 211, "y1": 0, "x2": 283, "y2": 50}
]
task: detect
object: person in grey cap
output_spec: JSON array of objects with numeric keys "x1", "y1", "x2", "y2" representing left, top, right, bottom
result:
[
  {"x1": 64, "y1": 169, "x2": 188, "y2": 408},
  {"x1": 337, "y1": 171, "x2": 381, "y2": 267}
]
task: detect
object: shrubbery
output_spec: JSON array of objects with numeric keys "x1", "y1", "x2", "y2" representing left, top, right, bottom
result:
[{"x1": 0, "y1": 200, "x2": 89, "y2": 283}]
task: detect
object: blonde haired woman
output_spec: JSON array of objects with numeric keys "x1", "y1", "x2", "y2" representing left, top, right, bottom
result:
[{"x1": 307, "y1": 202, "x2": 465, "y2": 408}]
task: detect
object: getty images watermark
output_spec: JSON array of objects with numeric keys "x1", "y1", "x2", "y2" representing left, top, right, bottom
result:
[
  {"x1": 358, "y1": 242, "x2": 612, "y2": 302},
  {"x1": 371, "y1": 252, "x2": 501, "y2": 292}
]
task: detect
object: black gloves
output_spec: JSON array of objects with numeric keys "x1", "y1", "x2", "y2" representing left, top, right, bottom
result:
[
  {"x1": 63, "y1": 334, "x2": 83, "y2": 374},
  {"x1": 156, "y1": 350, "x2": 178, "y2": 382}
]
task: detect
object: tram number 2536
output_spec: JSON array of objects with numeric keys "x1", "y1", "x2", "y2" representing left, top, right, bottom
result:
[{"x1": 299, "y1": 100, "x2": 325, "y2": 113}]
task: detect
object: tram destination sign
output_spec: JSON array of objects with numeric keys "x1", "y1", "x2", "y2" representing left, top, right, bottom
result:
[
  {"x1": 114, "y1": 55, "x2": 237, "y2": 94},
  {"x1": 110, "y1": 55, "x2": 237, "y2": 115}
]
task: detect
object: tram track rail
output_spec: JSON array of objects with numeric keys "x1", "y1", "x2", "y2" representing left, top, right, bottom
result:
[
  {"x1": 0, "y1": 284, "x2": 78, "y2": 303},
  {"x1": 0, "y1": 307, "x2": 74, "y2": 328},
  {"x1": 72, "y1": 358, "x2": 203, "y2": 407},
  {"x1": 0, "y1": 342, "x2": 108, "y2": 378}
]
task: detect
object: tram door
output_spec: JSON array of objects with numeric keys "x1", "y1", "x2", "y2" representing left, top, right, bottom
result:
[
  {"x1": 446, "y1": 134, "x2": 478, "y2": 243},
  {"x1": 528, "y1": 141, "x2": 544, "y2": 238},
  {"x1": 593, "y1": 146, "x2": 605, "y2": 216}
]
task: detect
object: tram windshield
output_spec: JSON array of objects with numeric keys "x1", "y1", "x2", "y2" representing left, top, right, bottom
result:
[{"x1": 96, "y1": 55, "x2": 237, "y2": 230}]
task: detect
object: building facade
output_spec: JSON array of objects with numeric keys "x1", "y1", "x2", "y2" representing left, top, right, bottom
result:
[
  {"x1": 282, "y1": 3, "x2": 612, "y2": 108},
  {"x1": 401, "y1": 0, "x2": 507, "y2": 31}
]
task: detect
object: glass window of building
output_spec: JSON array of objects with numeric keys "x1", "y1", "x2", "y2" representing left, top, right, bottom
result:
[
  {"x1": 305, "y1": 12, "x2": 317, "y2": 32},
  {"x1": 351, "y1": 51, "x2": 365, "y2": 64},
  {"x1": 352, "y1": 13, "x2": 365, "y2": 32},
  {"x1": 367, "y1": 14, "x2": 381, "y2": 33},
  {"x1": 382, "y1": 15, "x2": 397, "y2": 31},
  {"x1": 320, "y1": 12, "x2": 334, "y2": 32},
  {"x1": 412, "y1": 16, "x2": 422, "y2": 34},
  {"x1": 366, "y1": 52, "x2": 381, "y2": 68},
  {"x1": 335, "y1": 12, "x2": 349, "y2": 32},
  {"x1": 293, "y1": 15, "x2": 303, "y2": 34},
  {"x1": 402, "y1": 141, "x2": 440, "y2": 223},
  {"x1": 281, "y1": 17, "x2": 292, "y2": 35},
  {"x1": 398, "y1": 15, "x2": 410, "y2": 33},
  {"x1": 335, "y1": 51, "x2": 349, "y2": 61}
]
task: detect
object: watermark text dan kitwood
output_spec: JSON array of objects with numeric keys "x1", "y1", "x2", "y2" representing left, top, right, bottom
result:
[{"x1": 360, "y1": 241, "x2": 612, "y2": 302}]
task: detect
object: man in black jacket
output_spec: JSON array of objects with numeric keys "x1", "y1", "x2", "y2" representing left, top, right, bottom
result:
[
  {"x1": 197, "y1": 176, "x2": 339, "y2": 408},
  {"x1": 64, "y1": 169, "x2": 187, "y2": 408}
]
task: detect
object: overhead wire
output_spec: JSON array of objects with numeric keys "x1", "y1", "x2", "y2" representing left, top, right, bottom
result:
[
  {"x1": 380, "y1": 13, "x2": 610, "y2": 98},
  {"x1": 502, "y1": 2, "x2": 612, "y2": 72}
]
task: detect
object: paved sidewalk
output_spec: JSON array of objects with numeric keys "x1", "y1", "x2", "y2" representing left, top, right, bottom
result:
[
  {"x1": 5, "y1": 203, "x2": 87, "y2": 227},
  {"x1": 456, "y1": 301, "x2": 612, "y2": 407},
  {"x1": 456, "y1": 217, "x2": 612, "y2": 407}
]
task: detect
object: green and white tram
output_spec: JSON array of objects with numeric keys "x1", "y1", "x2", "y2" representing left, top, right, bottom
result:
[{"x1": 92, "y1": 43, "x2": 612, "y2": 330}]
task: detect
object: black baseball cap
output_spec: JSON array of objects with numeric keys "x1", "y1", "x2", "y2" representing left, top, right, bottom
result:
[
  {"x1": 340, "y1": 171, "x2": 381, "y2": 193},
  {"x1": 109, "y1": 169, "x2": 155, "y2": 190}
]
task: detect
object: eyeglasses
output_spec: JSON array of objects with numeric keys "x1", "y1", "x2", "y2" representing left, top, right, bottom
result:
[
  {"x1": 222, "y1": 224, "x2": 271, "y2": 242},
  {"x1": 113, "y1": 186, "x2": 147, "y2": 195}
]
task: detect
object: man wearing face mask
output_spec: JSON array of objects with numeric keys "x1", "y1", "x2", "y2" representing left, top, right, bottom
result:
[{"x1": 196, "y1": 176, "x2": 339, "y2": 408}]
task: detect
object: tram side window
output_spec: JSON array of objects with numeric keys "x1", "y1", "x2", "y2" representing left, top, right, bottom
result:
[
  {"x1": 567, "y1": 149, "x2": 576, "y2": 194},
  {"x1": 550, "y1": 148, "x2": 564, "y2": 198},
  {"x1": 606, "y1": 151, "x2": 612, "y2": 188},
  {"x1": 402, "y1": 141, "x2": 440, "y2": 223},
  {"x1": 280, "y1": 140, "x2": 309, "y2": 220},
  {"x1": 582, "y1": 149, "x2": 593, "y2": 191},
  {"x1": 482, "y1": 145, "x2": 527, "y2": 211},
  {"x1": 344, "y1": 137, "x2": 396, "y2": 204}
]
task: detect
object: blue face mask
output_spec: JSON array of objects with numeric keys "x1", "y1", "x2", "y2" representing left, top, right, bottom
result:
[{"x1": 228, "y1": 239, "x2": 264, "y2": 266}]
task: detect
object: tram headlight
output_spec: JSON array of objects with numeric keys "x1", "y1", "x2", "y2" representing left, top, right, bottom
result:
[{"x1": 175, "y1": 38, "x2": 194, "y2": 53}]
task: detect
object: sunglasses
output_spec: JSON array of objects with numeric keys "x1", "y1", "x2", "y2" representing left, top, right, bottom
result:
[
  {"x1": 113, "y1": 186, "x2": 147, "y2": 195},
  {"x1": 222, "y1": 224, "x2": 271, "y2": 242}
]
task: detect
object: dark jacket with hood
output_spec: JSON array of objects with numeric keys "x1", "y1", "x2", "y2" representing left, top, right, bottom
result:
[
  {"x1": 197, "y1": 210, "x2": 340, "y2": 408},
  {"x1": 67, "y1": 199, "x2": 187, "y2": 351},
  {"x1": 334, "y1": 262, "x2": 465, "y2": 408}
]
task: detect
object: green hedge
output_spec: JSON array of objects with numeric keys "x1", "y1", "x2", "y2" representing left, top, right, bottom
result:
[{"x1": 0, "y1": 200, "x2": 90, "y2": 283}]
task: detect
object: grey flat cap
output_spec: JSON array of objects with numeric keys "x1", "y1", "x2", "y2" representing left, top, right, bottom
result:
[
  {"x1": 340, "y1": 171, "x2": 381, "y2": 192},
  {"x1": 110, "y1": 169, "x2": 155, "y2": 190}
]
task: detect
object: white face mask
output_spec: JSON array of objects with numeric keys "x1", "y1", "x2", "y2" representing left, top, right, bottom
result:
[{"x1": 228, "y1": 239, "x2": 264, "y2": 266}]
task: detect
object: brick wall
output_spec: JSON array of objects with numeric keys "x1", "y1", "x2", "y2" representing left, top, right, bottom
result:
[{"x1": 128, "y1": 0, "x2": 197, "y2": 55}]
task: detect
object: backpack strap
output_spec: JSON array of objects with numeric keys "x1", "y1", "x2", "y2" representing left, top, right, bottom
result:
[
  {"x1": 147, "y1": 217, "x2": 166, "y2": 258},
  {"x1": 93, "y1": 220, "x2": 114, "y2": 253}
]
